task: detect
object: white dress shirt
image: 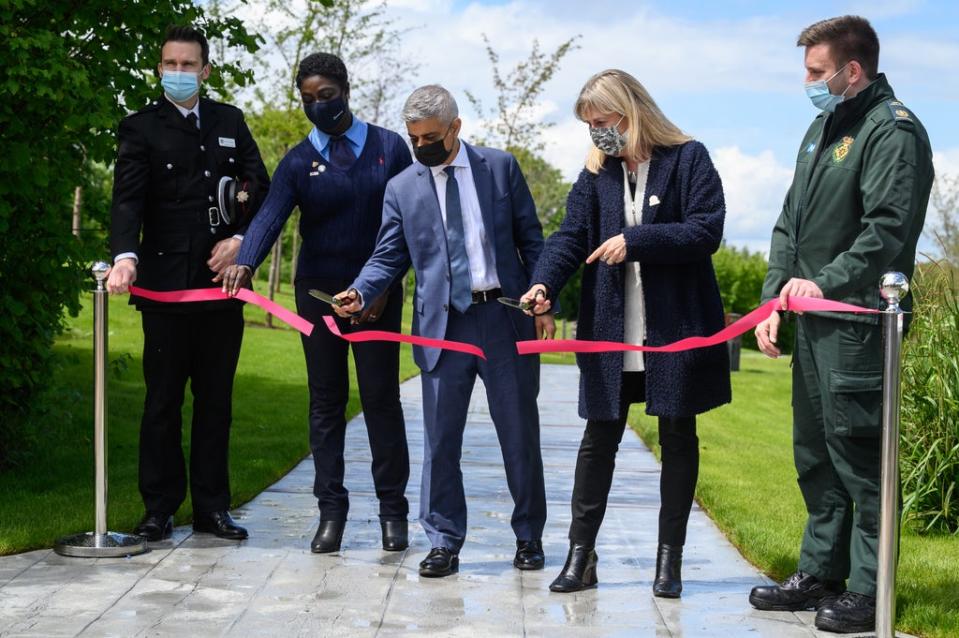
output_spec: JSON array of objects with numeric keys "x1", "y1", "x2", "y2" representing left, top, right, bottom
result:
[
  {"x1": 166, "y1": 95, "x2": 201, "y2": 127},
  {"x1": 429, "y1": 142, "x2": 500, "y2": 291},
  {"x1": 622, "y1": 160, "x2": 650, "y2": 372}
]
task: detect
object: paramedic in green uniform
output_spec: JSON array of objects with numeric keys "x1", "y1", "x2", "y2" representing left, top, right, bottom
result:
[{"x1": 747, "y1": 15, "x2": 933, "y2": 634}]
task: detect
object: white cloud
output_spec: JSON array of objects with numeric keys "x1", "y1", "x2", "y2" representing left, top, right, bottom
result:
[
  {"x1": 933, "y1": 148, "x2": 959, "y2": 178},
  {"x1": 711, "y1": 146, "x2": 793, "y2": 250},
  {"x1": 540, "y1": 116, "x2": 591, "y2": 182}
]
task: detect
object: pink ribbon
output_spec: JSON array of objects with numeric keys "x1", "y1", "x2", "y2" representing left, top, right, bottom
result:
[
  {"x1": 516, "y1": 296, "x2": 880, "y2": 356},
  {"x1": 321, "y1": 316, "x2": 487, "y2": 360},
  {"x1": 129, "y1": 286, "x2": 315, "y2": 336},
  {"x1": 129, "y1": 287, "x2": 879, "y2": 359}
]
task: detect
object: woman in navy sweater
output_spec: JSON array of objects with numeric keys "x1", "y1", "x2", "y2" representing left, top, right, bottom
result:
[
  {"x1": 521, "y1": 69, "x2": 731, "y2": 596},
  {"x1": 221, "y1": 53, "x2": 412, "y2": 554}
]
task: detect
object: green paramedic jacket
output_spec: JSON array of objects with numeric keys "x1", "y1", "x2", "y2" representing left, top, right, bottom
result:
[{"x1": 761, "y1": 74, "x2": 934, "y2": 323}]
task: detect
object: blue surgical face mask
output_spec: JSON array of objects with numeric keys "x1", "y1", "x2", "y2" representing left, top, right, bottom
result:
[
  {"x1": 161, "y1": 70, "x2": 200, "y2": 103},
  {"x1": 804, "y1": 63, "x2": 850, "y2": 113}
]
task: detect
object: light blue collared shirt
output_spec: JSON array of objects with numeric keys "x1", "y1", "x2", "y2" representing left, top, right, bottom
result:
[{"x1": 308, "y1": 116, "x2": 368, "y2": 161}]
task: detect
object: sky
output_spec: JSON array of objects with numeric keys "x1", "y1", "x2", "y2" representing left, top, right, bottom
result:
[{"x1": 240, "y1": 0, "x2": 959, "y2": 255}]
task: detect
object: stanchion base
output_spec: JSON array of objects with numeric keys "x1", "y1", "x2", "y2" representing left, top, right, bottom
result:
[{"x1": 54, "y1": 531, "x2": 148, "y2": 558}]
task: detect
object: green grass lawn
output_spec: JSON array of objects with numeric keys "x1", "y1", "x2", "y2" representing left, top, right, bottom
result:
[
  {"x1": 629, "y1": 350, "x2": 959, "y2": 638},
  {"x1": 0, "y1": 287, "x2": 419, "y2": 555}
]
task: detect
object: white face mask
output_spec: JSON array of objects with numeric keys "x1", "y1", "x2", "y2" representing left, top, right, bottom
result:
[{"x1": 589, "y1": 115, "x2": 627, "y2": 155}]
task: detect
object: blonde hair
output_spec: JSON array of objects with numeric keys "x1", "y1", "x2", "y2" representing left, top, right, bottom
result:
[{"x1": 575, "y1": 69, "x2": 692, "y2": 174}]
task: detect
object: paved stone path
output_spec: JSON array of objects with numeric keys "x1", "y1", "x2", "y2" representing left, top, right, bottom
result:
[{"x1": 0, "y1": 365, "x2": 894, "y2": 637}]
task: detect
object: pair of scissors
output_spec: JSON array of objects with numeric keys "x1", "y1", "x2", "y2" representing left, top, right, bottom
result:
[
  {"x1": 497, "y1": 292, "x2": 551, "y2": 316},
  {"x1": 308, "y1": 289, "x2": 361, "y2": 318}
]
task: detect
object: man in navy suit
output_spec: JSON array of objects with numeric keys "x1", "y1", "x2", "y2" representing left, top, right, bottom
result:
[{"x1": 334, "y1": 84, "x2": 553, "y2": 577}]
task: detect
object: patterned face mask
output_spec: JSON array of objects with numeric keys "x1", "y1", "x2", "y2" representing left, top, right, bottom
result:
[{"x1": 589, "y1": 115, "x2": 627, "y2": 156}]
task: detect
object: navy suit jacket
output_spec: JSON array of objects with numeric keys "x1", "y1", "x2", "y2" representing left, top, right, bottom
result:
[{"x1": 351, "y1": 142, "x2": 544, "y2": 372}]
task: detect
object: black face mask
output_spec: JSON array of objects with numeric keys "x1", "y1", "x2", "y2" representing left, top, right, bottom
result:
[
  {"x1": 413, "y1": 127, "x2": 454, "y2": 167},
  {"x1": 304, "y1": 95, "x2": 349, "y2": 133}
]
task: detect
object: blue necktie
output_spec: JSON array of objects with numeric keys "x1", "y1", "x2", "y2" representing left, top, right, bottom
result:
[
  {"x1": 328, "y1": 135, "x2": 355, "y2": 170},
  {"x1": 444, "y1": 166, "x2": 473, "y2": 313}
]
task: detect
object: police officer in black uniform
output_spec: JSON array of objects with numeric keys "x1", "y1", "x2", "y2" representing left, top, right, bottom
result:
[{"x1": 106, "y1": 25, "x2": 269, "y2": 541}]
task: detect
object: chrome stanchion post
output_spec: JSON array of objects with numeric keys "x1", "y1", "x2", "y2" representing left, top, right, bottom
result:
[
  {"x1": 93, "y1": 260, "x2": 108, "y2": 540},
  {"x1": 875, "y1": 271, "x2": 908, "y2": 637},
  {"x1": 54, "y1": 262, "x2": 148, "y2": 558}
]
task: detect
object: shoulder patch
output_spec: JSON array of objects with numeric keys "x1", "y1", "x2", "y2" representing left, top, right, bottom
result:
[
  {"x1": 128, "y1": 101, "x2": 161, "y2": 118},
  {"x1": 887, "y1": 100, "x2": 913, "y2": 122}
]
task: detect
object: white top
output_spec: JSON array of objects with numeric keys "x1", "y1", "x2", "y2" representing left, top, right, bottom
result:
[
  {"x1": 429, "y1": 142, "x2": 500, "y2": 291},
  {"x1": 622, "y1": 160, "x2": 650, "y2": 372}
]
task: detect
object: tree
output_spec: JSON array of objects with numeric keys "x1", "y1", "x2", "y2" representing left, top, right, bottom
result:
[
  {"x1": 466, "y1": 34, "x2": 579, "y2": 319},
  {"x1": 0, "y1": 1, "x2": 260, "y2": 467},
  {"x1": 925, "y1": 173, "x2": 959, "y2": 266},
  {"x1": 243, "y1": 0, "x2": 419, "y2": 127},
  {"x1": 465, "y1": 34, "x2": 579, "y2": 153}
]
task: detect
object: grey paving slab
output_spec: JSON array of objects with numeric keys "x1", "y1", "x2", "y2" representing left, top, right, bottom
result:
[{"x1": 0, "y1": 364, "x2": 911, "y2": 637}]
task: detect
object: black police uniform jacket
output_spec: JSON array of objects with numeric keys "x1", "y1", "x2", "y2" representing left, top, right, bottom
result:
[{"x1": 110, "y1": 96, "x2": 270, "y2": 312}]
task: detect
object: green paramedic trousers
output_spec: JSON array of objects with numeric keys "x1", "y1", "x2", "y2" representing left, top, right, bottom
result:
[{"x1": 792, "y1": 314, "x2": 884, "y2": 597}]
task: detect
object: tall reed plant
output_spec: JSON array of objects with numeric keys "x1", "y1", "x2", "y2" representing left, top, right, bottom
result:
[{"x1": 900, "y1": 262, "x2": 959, "y2": 534}]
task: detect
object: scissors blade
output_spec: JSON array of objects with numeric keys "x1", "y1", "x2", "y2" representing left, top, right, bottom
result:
[
  {"x1": 309, "y1": 288, "x2": 365, "y2": 319},
  {"x1": 308, "y1": 289, "x2": 341, "y2": 306},
  {"x1": 497, "y1": 297, "x2": 532, "y2": 312}
]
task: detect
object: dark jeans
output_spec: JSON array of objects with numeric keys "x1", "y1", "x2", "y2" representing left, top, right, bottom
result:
[
  {"x1": 139, "y1": 307, "x2": 244, "y2": 515},
  {"x1": 568, "y1": 371, "x2": 699, "y2": 547},
  {"x1": 295, "y1": 279, "x2": 409, "y2": 522}
]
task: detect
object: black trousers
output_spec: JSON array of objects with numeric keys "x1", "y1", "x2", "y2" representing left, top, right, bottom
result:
[
  {"x1": 295, "y1": 279, "x2": 409, "y2": 522},
  {"x1": 139, "y1": 307, "x2": 244, "y2": 515},
  {"x1": 569, "y1": 371, "x2": 699, "y2": 547}
]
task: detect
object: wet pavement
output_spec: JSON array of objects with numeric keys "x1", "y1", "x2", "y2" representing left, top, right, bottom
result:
[{"x1": 0, "y1": 364, "x2": 901, "y2": 637}]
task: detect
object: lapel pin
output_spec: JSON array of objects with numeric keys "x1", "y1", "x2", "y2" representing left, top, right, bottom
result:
[
  {"x1": 312, "y1": 160, "x2": 319, "y2": 168},
  {"x1": 649, "y1": 195, "x2": 660, "y2": 206},
  {"x1": 319, "y1": 165, "x2": 327, "y2": 173}
]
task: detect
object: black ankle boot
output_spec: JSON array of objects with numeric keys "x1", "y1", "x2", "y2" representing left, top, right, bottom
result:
[
  {"x1": 652, "y1": 543, "x2": 683, "y2": 598},
  {"x1": 549, "y1": 543, "x2": 598, "y2": 593},
  {"x1": 311, "y1": 520, "x2": 345, "y2": 553}
]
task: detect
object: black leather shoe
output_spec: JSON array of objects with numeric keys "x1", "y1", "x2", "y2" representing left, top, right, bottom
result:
[
  {"x1": 749, "y1": 570, "x2": 846, "y2": 611},
  {"x1": 311, "y1": 520, "x2": 345, "y2": 553},
  {"x1": 419, "y1": 547, "x2": 459, "y2": 577},
  {"x1": 815, "y1": 591, "x2": 876, "y2": 633},
  {"x1": 192, "y1": 511, "x2": 248, "y2": 540},
  {"x1": 514, "y1": 539, "x2": 545, "y2": 570},
  {"x1": 549, "y1": 543, "x2": 598, "y2": 593},
  {"x1": 381, "y1": 520, "x2": 408, "y2": 551},
  {"x1": 134, "y1": 512, "x2": 173, "y2": 542},
  {"x1": 652, "y1": 543, "x2": 683, "y2": 598}
]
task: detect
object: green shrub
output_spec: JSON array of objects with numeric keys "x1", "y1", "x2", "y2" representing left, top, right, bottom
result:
[
  {"x1": 712, "y1": 243, "x2": 794, "y2": 353},
  {"x1": 900, "y1": 262, "x2": 959, "y2": 534}
]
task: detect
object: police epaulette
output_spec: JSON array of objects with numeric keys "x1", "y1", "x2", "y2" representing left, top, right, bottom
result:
[
  {"x1": 128, "y1": 101, "x2": 162, "y2": 118},
  {"x1": 887, "y1": 100, "x2": 913, "y2": 122}
]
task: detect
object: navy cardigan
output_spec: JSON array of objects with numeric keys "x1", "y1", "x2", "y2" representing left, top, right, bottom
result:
[
  {"x1": 237, "y1": 124, "x2": 412, "y2": 282},
  {"x1": 532, "y1": 141, "x2": 731, "y2": 420}
]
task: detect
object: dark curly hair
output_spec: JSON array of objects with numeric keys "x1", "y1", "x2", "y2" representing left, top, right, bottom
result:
[
  {"x1": 295, "y1": 52, "x2": 349, "y2": 92},
  {"x1": 162, "y1": 25, "x2": 210, "y2": 66}
]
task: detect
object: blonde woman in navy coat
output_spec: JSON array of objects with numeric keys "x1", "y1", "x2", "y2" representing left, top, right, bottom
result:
[{"x1": 521, "y1": 69, "x2": 731, "y2": 596}]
